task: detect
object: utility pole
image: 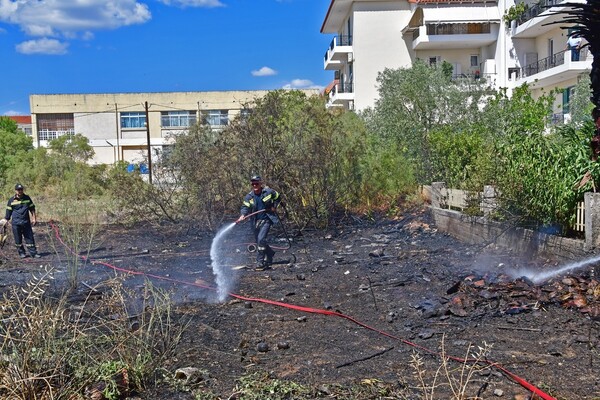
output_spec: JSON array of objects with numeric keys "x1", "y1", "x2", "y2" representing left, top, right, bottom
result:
[
  {"x1": 144, "y1": 101, "x2": 153, "y2": 184},
  {"x1": 114, "y1": 103, "x2": 120, "y2": 163}
]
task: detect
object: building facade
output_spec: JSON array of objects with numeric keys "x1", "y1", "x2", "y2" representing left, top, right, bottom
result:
[
  {"x1": 30, "y1": 90, "x2": 319, "y2": 165},
  {"x1": 321, "y1": 0, "x2": 592, "y2": 117},
  {"x1": 7, "y1": 115, "x2": 33, "y2": 136}
]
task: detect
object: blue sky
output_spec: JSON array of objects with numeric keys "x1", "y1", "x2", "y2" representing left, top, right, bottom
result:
[{"x1": 0, "y1": 0, "x2": 334, "y2": 116}]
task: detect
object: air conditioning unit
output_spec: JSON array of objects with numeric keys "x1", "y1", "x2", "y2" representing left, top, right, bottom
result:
[{"x1": 348, "y1": 53, "x2": 353, "y2": 63}]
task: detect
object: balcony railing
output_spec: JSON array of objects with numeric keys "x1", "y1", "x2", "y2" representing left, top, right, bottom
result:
[
  {"x1": 426, "y1": 23, "x2": 491, "y2": 35},
  {"x1": 38, "y1": 129, "x2": 75, "y2": 141},
  {"x1": 323, "y1": 35, "x2": 352, "y2": 62},
  {"x1": 517, "y1": 0, "x2": 562, "y2": 25},
  {"x1": 330, "y1": 82, "x2": 354, "y2": 96},
  {"x1": 521, "y1": 47, "x2": 588, "y2": 77}
]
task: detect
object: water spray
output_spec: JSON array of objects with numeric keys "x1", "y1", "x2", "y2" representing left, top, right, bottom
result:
[
  {"x1": 209, "y1": 209, "x2": 271, "y2": 302},
  {"x1": 513, "y1": 253, "x2": 600, "y2": 285},
  {"x1": 210, "y1": 222, "x2": 237, "y2": 302}
]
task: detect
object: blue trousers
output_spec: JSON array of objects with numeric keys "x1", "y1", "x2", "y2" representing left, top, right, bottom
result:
[
  {"x1": 253, "y1": 219, "x2": 274, "y2": 265},
  {"x1": 12, "y1": 223, "x2": 37, "y2": 256}
]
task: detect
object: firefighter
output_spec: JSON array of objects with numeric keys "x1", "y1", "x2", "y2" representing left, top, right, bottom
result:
[
  {"x1": 0, "y1": 184, "x2": 41, "y2": 258},
  {"x1": 236, "y1": 175, "x2": 281, "y2": 270}
]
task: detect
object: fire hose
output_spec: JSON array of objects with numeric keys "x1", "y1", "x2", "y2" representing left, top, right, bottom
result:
[
  {"x1": 47, "y1": 221, "x2": 556, "y2": 400},
  {"x1": 235, "y1": 206, "x2": 293, "y2": 251}
]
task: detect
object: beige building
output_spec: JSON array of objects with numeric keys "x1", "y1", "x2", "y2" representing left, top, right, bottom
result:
[
  {"x1": 321, "y1": 0, "x2": 592, "y2": 119},
  {"x1": 30, "y1": 90, "x2": 319, "y2": 166}
]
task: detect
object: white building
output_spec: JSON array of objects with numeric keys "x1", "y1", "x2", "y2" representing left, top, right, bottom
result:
[
  {"x1": 30, "y1": 90, "x2": 319, "y2": 166},
  {"x1": 321, "y1": 0, "x2": 592, "y2": 118}
]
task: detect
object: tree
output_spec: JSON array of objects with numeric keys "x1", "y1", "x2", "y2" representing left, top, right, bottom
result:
[
  {"x1": 168, "y1": 90, "x2": 365, "y2": 228},
  {"x1": 48, "y1": 134, "x2": 94, "y2": 162},
  {"x1": 0, "y1": 117, "x2": 35, "y2": 187},
  {"x1": 363, "y1": 60, "x2": 490, "y2": 184}
]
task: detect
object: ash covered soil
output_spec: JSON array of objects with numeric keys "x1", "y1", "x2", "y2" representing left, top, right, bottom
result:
[{"x1": 1, "y1": 207, "x2": 599, "y2": 399}]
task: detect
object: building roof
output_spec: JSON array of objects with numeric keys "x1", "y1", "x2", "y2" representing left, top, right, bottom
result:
[{"x1": 7, "y1": 116, "x2": 31, "y2": 124}]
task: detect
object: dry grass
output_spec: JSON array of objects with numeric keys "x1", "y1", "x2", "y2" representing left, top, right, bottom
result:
[{"x1": 0, "y1": 270, "x2": 187, "y2": 400}]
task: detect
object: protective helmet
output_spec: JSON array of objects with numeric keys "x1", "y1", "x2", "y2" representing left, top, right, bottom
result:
[
  {"x1": 15, "y1": 183, "x2": 24, "y2": 190},
  {"x1": 250, "y1": 175, "x2": 262, "y2": 182}
]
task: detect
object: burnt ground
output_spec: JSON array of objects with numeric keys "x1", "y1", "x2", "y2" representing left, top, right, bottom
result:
[{"x1": 1, "y1": 207, "x2": 599, "y2": 399}]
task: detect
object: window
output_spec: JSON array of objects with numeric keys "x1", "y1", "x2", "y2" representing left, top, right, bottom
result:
[
  {"x1": 161, "y1": 111, "x2": 196, "y2": 128},
  {"x1": 37, "y1": 113, "x2": 74, "y2": 140},
  {"x1": 563, "y1": 86, "x2": 575, "y2": 115},
  {"x1": 202, "y1": 110, "x2": 229, "y2": 126},
  {"x1": 240, "y1": 109, "x2": 252, "y2": 120},
  {"x1": 470, "y1": 55, "x2": 479, "y2": 67},
  {"x1": 121, "y1": 112, "x2": 146, "y2": 129},
  {"x1": 429, "y1": 56, "x2": 440, "y2": 66}
]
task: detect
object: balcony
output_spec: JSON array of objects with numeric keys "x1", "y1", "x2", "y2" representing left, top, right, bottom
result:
[
  {"x1": 323, "y1": 35, "x2": 353, "y2": 70},
  {"x1": 326, "y1": 81, "x2": 354, "y2": 109},
  {"x1": 516, "y1": 47, "x2": 592, "y2": 87},
  {"x1": 411, "y1": 22, "x2": 499, "y2": 50},
  {"x1": 405, "y1": 6, "x2": 500, "y2": 50},
  {"x1": 513, "y1": 0, "x2": 587, "y2": 38}
]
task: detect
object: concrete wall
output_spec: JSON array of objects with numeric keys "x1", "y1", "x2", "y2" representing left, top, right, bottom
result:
[
  {"x1": 353, "y1": 2, "x2": 412, "y2": 111},
  {"x1": 425, "y1": 184, "x2": 600, "y2": 261}
]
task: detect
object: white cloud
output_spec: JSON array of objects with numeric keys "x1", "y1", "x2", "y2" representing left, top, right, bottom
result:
[
  {"x1": 282, "y1": 79, "x2": 323, "y2": 90},
  {"x1": 251, "y1": 66, "x2": 277, "y2": 77},
  {"x1": 158, "y1": 0, "x2": 225, "y2": 7},
  {"x1": 16, "y1": 38, "x2": 69, "y2": 55},
  {"x1": 3, "y1": 110, "x2": 23, "y2": 116},
  {"x1": 0, "y1": 0, "x2": 151, "y2": 38}
]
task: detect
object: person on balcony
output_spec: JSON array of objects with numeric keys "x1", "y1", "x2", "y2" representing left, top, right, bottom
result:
[{"x1": 566, "y1": 35, "x2": 583, "y2": 61}]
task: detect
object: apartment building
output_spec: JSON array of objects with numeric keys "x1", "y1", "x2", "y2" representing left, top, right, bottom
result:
[
  {"x1": 321, "y1": 0, "x2": 592, "y2": 118},
  {"x1": 30, "y1": 90, "x2": 319, "y2": 166}
]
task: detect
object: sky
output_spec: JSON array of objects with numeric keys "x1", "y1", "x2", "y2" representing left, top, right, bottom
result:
[{"x1": 0, "y1": 0, "x2": 334, "y2": 116}]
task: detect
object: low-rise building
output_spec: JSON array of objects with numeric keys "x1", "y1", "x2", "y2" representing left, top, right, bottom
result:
[
  {"x1": 30, "y1": 90, "x2": 319, "y2": 165},
  {"x1": 7, "y1": 115, "x2": 33, "y2": 136}
]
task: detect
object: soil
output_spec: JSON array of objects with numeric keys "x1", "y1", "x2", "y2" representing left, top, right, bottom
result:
[{"x1": 1, "y1": 207, "x2": 599, "y2": 399}]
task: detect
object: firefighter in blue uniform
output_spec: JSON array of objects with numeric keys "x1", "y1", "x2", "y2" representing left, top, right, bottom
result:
[
  {"x1": 236, "y1": 175, "x2": 281, "y2": 269},
  {"x1": 0, "y1": 184, "x2": 40, "y2": 258}
]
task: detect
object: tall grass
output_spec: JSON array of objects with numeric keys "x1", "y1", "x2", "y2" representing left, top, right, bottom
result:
[{"x1": 0, "y1": 273, "x2": 187, "y2": 399}]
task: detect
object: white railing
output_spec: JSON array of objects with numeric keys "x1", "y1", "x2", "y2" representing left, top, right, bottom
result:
[
  {"x1": 574, "y1": 201, "x2": 585, "y2": 233},
  {"x1": 447, "y1": 188, "x2": 468, "y2": 210},
  {"x1": 424, "y1": 184, "x2": 586, "y2": 234},
  {"x1": 38, "y1": 129, "x2": 75, "y2": 141}
]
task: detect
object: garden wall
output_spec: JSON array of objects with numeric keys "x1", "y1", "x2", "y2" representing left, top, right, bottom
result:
[{"x1": 423, "y1": 184, "x2": 600, "y2": 261}]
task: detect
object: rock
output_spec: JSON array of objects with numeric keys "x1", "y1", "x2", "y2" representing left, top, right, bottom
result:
[
  {"x1": 174, "y1": 367, "x2": 207, "y2": 384},
  {"x1": 256, "y1": 342, "x2": 269, "y2": 352},
  {"x1": 369, "y1": 248, "x2": 385, "y2": 257},
  {"x1": 276, "y1": 341, "x2": 290, "y2": 350},
  {"x1": 493, "y1": 388, "x2": 504, "y2": 396},
  {"x1": 418, "y1": 329, "x2": 435, "y2": 339}
]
